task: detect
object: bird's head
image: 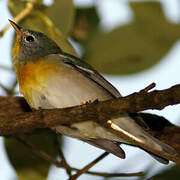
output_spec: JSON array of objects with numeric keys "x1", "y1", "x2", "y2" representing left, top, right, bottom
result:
[{"x1": 9, "y1": 20, "x2": 61, "y2": 70}]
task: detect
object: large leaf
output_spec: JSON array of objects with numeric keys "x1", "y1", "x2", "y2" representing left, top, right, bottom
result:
[
  {"x1": 4, "y1": 132, "x2": 58, "y2": 180},
  {"x1": 150, "y1": 165, "x2": 180, "y2": 180},
  {"x1": 71, "y1": 7, "x2": 100, "y2": 42},
  {"x1": 45, "y1": 0, "x2": 75, "y2": 36},
  {"x1": 84, "y1": 2, "x2": 180, "y2": 74},
  {"x1": 8, "y1": 0, "x2": 77, "y2": 56}
]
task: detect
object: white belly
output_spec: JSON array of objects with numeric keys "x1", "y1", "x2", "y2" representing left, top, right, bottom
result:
[
  {"x1": 31, "y1": 67, "x2": 113, "y2": 109},
  {"x1": 28, "y1": 67, "x2": 128, "y2": 142}
]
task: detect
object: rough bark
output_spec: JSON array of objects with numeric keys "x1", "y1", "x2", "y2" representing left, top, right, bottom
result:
[{"x1": 0, "y1": 84, "x2": 179, "y2": 163}]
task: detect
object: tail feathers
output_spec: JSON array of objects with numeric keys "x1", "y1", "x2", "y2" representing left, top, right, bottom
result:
[
  {"x1": 87, "y1": 139, "x2": 125, "y2": 159},
  {"x1": 110, "y1": 116, "x2": 177, "y2": 162},
  {"x1": 87, "y1": 139, "x2": 169, "y2": 164},
  {"x1": 149, "y1": 152, "x2": 169, "y2": 164},
  {"x1": 145, "y1": 131, "x2": 177, "y2": 156}
]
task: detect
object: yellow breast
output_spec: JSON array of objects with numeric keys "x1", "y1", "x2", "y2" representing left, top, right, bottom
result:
[{"x1": 18, "y1": 59, "x2": 58, "y2": 104}]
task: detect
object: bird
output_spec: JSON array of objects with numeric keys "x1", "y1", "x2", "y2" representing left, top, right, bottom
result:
[{"x1": 9, "y1": 20, "x2": 176, "y2": 164}]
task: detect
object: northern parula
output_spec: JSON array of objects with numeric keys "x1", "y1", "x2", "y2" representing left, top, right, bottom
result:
[{"x1": 9, "y1": 20, "x2": 176, "y2": 164}]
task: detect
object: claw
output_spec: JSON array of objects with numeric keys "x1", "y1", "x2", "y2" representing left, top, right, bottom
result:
[{"x1": 82, "y1": 100, "x2": 92, "y2": 105}]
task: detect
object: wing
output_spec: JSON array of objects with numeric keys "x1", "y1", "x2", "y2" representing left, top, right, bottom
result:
[
  {"x1": 46, "y1": 53, "x2": 177, "y2": 164},
  {"x1": 57, "y1": 52, "x2": 121, "y2": 98}
]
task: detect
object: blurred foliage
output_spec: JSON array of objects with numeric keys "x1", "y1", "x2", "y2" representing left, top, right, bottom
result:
[
  {"x1": 4, "y1": 132, "x2": 58, "y2": 180},
  {"x1": 72, "y1": 7, "x2": 100, "y2": 43},
  {"x1": 8, "y1": 0, "x2": 77, "y2": 56},
  {"x1": 1, "y1": 0, "x2": 179, "y2": 179},
  {"x1": 149, "y1": 165, "x2": 180, "y2": 180},
  {"x1": 81, "y1": 2, "x2": 180, "y2": 74},
  {"x1": 45, "y1": 0, "x2": 75, "y2": 36},
  {"x1": 8, "y1": 0, "x2": 180, "y2": 75}
]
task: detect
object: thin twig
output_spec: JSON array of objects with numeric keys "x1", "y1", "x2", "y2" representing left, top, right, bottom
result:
[
  {"x1": 0, "y1": 2, "x2": 34, "y2": 37},
  {"x1": 78, "y1": 170, "x2": 144, "y2": 178},
  {"x1": 0, "y1": 83, "x2": 12, "y2": 96},
  {"x1": 70, "y1": 152, "x2": 109, "y2": 180},
  {"x1": 15, "y1": 136, "x2": 63, "y2": 168},
  {"x1": 9, "y1": 79, "x2": 18, "y2": 96},
  {"x1": 0, "y1": 80, "x2": 17, "y2": 96},
  {"x1": 140, "y1": 82, "x2": 156, "y2": 93},
  {"x1": 71, "y1": 167, "x2": 143, "y2": 178},
  {"x1": 0, "y1": 65, "x2": 13, "y2": 71},
  {"x1": 15, "y1": 136, "x2": 144, "y2": 178},
  {"x1": 55, "y1": 136, "x2": 72, "y2": 176}
]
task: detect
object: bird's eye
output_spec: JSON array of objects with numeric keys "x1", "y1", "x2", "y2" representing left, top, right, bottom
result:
[{"x1": 25, "y1": 36, "x2": 34, "y2": 42}]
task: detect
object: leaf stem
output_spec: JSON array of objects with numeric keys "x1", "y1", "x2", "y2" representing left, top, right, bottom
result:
[{"x1": 0, "y1": 2, "x2": 34, "y2": 38}]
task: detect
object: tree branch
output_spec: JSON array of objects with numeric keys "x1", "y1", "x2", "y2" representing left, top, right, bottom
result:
[
  {"x1": 0, "y1": 84, "x2": 179, "y2": 134},
  {"x1": 0, "y1": 84, "x2": 179, "y2": 162}
]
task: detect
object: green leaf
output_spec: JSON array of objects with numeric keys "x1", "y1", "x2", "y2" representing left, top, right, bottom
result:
[
  {"x1": 8, "y1": 0, "x2": 77, "y2": 56},
  {"x1": 4, "y1": 132, "x2": 59, "y2": 180},
  {"x1": 150, "y1": 165, "x2": 180, "y2": 180},
  {"x1": 8, "y1": 0, "x2": 25, "y2": 15},
  {"x1": 71, "y1": 7, "x2": 100, "y2": 42},
  {"x1": 46, "y1": 0, "x2": 75, "y2": 36},
  {"x1": 84, "y1": 2, "x2": 180, "y2": 74}
]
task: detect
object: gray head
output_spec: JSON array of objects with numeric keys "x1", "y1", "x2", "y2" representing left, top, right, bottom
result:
[{"x1": 9, "y1": 20, "x2": 61, "y2": 66}]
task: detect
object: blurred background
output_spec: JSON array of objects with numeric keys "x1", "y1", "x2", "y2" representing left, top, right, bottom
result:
[{"x1": 0, "y1": 0, "x2": 180, "y2": 179}]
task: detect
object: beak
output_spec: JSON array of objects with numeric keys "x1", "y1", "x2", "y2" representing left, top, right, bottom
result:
[{"x1": 9, "y1": 19, "x2": 22, "y2": 35}]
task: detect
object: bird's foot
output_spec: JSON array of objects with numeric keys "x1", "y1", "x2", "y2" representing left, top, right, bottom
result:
[{"x1": 81, "y1": 100, "x2": 92, "y2": 105}]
